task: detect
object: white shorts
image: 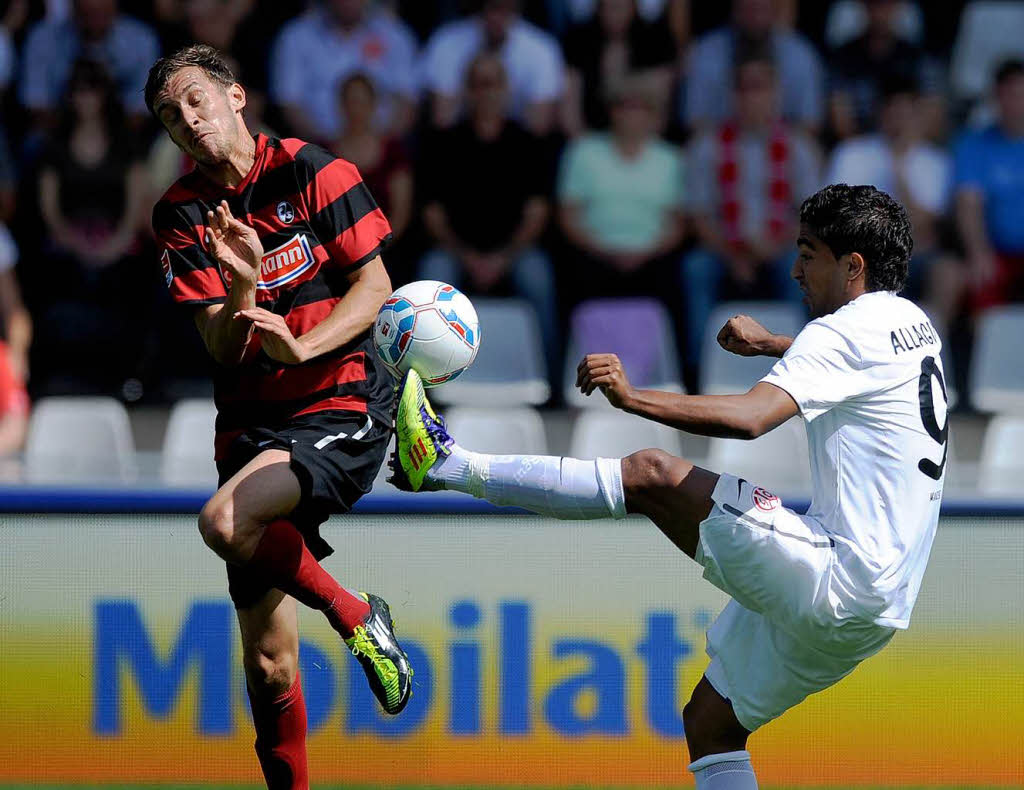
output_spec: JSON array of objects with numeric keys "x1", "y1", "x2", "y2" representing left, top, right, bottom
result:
[{"x1": 696, "y1": 474, "x2": 895, "y2": 732}]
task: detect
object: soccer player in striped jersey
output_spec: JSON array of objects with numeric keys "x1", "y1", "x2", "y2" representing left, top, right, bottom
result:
[{"x1": 147, "y1": 45, "x2": 411, "y2": 788}]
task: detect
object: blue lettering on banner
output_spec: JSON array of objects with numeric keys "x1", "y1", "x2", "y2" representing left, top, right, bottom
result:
[
  {"x1": 93, "y1": 599, "x2": 234, "y2": 735},
  {"x1": 449, "y1": 600, "x2": 482, "y2": 734},
  {"x1": 92, "y1": 598, "x2": 698, "y2": 740},
  {"x1": 636, "y1": 612, "x2": 692, "y2": 737},
  {"x1": 499, "y1": 601, "x2": 531, "y2": 735},
  {"x1": 545, "y1": 640, "x2": 628, "y2": 735}
]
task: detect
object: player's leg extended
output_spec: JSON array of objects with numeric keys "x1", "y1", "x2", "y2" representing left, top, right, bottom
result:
[
  {"x1": 200, "y1": 449, "x2": 412, "y2": 714},
  {"x1": 392, "y1": 370, "x2": 716, "y2": 546},
  {"x1": 237, "y1": 589, "x2": 308, "y2": 790}
]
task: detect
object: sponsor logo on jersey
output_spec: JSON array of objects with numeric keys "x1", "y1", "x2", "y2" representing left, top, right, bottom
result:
[
  {"x1": 276, "y1": 201, "x2": 295, "y2": 224},
  {"x1": 220, "y1": 233, "x2": 316, "y2": 290},
  {"x1": 752, "y1": 487, "x2": 780, "y2": 512},
  {"x1": 160, "y1": 248, "x2": 173, "y2": 287}
]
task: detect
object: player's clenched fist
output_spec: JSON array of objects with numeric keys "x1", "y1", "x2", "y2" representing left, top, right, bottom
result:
[
  {"x1": 576, "y1": 353, "x2": 634, "y2": 409},
  {"x1": 206, "y1": 199, "x2": 264, "y2": 288},
  {"x1": 717, "y1": 314, "x2": 778, "y2": 357}
]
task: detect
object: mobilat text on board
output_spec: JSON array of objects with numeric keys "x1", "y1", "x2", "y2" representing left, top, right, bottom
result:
[{"x1": 93, "y1": 598, "x2": 709, "y2": 739}]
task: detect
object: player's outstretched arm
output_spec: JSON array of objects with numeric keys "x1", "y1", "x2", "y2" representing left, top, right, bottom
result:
[
  {"x1": 577, "y1": 353, "x2": 798, "y2": 439},
  {"x1": 717, "y1": 314, "x2": 793, "y2": 358}
]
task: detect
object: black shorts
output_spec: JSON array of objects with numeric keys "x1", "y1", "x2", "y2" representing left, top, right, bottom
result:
[{"x1": 217, "y1": 410, "x2": 391, "y2": 608}]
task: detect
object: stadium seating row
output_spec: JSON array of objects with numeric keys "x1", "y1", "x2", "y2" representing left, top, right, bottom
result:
[
  {"x1": 20, "y1": 395, "x2": 1022, "y2": 498},
  {"x1": 444, "y1": 298, "x2": 1020, "y2": 413}
]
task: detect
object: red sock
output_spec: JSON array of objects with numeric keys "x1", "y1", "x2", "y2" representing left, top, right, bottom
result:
[
  {"x1": 247, "y1": 519, "x2": 370, "y2": 636},
  {"x1": 248, "y1": 673, "x2": 309, "y2": 790}
]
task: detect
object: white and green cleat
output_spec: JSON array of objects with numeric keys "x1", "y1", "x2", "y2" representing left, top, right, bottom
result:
[{"x1": 390, "y1": 369, "x2": 452, "y2": 492}]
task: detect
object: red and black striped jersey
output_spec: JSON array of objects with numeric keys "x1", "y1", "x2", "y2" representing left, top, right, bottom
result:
[{"x1": 152, "y1": 134, "x2": 394, "y2": 459}]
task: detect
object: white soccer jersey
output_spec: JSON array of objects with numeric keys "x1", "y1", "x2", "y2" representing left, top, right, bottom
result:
[{"x1": 761, "y1": 291, "x2": 948, "y2": 628}]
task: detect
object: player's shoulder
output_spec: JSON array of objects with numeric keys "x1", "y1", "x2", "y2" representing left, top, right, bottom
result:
[
  {"x1": 805, "y1": 292, "x2": 936, "y2": 357},
  {"x1": 279, "y1": 136, "x2": 362, "y2": 185},
  {"x1": 152, "y1": 171, "x2": 208, "y2": 229}
]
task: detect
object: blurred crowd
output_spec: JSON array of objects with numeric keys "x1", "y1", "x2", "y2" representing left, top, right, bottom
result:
[{"x1": 0, "y1": 0, "x2": 1022, "y2": 445}]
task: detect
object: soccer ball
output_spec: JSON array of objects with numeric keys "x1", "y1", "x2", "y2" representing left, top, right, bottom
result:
[{"x1": 373, "y1": 280, "x2": 481, "y2": 387}]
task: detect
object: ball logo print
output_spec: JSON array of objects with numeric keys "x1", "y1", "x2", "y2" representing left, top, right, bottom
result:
[
  {"x1": 374, "y1": 280, "x2": 481, "y2": 387},
  {"x1": 276, "y1": 200, "x2": 295, "y2": 224},
  {"x1": 752, "y1": 487, "x2": 780, "y2": 512}
]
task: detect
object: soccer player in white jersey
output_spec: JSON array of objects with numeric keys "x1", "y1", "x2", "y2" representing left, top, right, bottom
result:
[{"x1": 392, "y1": 184, "x2": 950, "y2": 789}]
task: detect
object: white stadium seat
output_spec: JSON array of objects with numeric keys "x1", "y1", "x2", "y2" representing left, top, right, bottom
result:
[
  {"x1": 442, "y1": 407, "x2": 548, "y2": 456},
  {"x1": 160, "y1": 399, "x2": 218, "y2": 488},
  {"x1": 434, "y1": 299, "x2": 550, "y2": 406},
  {"x1": 569, "y1": 410, "x2": 683, "y2": 459},
  {"x1": 707, "y1": 417, "x2": 812, "y2": 497},
  {"x1": 25, "y1": 397, "x2": 137, "y2": 484},
  {"x1": 978, "y1": 416, "x2": 1024, "y2": 496},
  {"x1": 563, "y1": 298, "x2": 684, "y2": 409},
  {"x1": 700, "y1": 302, "x2": 805, "y2": 395},
  {"x1": 970, "y1": 306, "x2": 1024, "y2": 414},
  {"x1": 950, "y1": 2, "x2": 1024, "y2": 101}
]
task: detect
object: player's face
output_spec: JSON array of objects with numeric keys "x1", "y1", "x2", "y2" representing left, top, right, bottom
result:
[
  {"x1": 793, "y1": 228, "x2": 848, "y2": 318},
  {"x1": 155, "y1": 67, "x2": 245, "y2": 165}
]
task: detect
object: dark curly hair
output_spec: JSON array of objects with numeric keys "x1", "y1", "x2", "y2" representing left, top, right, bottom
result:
[
  {"x1": 799, "y1": 184, "x2": 913, "y2": 293},
  {"x1": 144, "y1": 44, "x2": 237, "y2": 119}
]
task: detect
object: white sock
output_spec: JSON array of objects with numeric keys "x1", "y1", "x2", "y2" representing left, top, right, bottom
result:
[
  {"x1": 688, "y1": 751, "x2": 758, "y2": 789},
  {"x1": 431, "y1": 447, "x2": 626, "y2": 520}
]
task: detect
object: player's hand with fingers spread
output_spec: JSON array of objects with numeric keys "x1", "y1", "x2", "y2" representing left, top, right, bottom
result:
[
  {"x1": 234, "y1": 307, "x2": 310, "y2": 365},
  {"x1": 576, "y1": 353, "x2": 635, "y2": 410},
  {"x1": 206, "y1": 199, "x2": 264, "y2": 289},
  {"x1": 717, "y1": 314, "x2": 785, "y2": 358}
]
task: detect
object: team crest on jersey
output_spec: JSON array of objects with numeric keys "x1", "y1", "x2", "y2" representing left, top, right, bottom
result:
[
  {"x1": 220, "y1": 233, "x2": 315, "y2": 290},
  {"x1": 276, "y1": 201, "x2": 295, "y2": 224},
  {"x1": 752, "y1": 487, "x2": 780, "y2": 512},
  {"x1": 160, "y1": 248, "x2": 173, "y2": 286}
]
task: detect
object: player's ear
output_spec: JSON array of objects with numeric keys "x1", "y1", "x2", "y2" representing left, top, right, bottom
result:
[
  {"x1": 228, "y1": 83, "x2": 247, "y2": 113},
  {"x1": 846, "y1": 251, "x2": 867, "y2": 285}
]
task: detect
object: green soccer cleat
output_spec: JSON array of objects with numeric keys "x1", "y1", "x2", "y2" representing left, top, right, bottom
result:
[
  {"x1": 345, "y1": 593, "x2": 413, "y2": 715},
  {"x1": 390, "y1": 368, "x2": 452, "y2": 492}
]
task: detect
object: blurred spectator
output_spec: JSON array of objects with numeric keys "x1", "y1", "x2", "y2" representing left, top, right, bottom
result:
[
  {"x1": 330, "y1": 73, "x2": 413, "y2": 249},
  {"x1": 422, "y1": 0, "x2": 565, "y2": 136},
  {"x1": 0, "y1": 221, "x2": 30, "y2": 456},
  {"x1": 557, "y1": 73, "x2": 686, "y2": 303},
  {"x1": 0, "y1": 223, "x2": 30, "y2": 386},
  {"x1": 32, "y1": 59, "x2": 150, "y2": 396},
  {"x1": 683, "y1": 0, "x2": 823, "y2": 134},
  {"x1": 0, "y1": 124, "x2": 14, "y2": 224},
  {"x1": 269, "y1": 0, "x2": 418, "y2": 143},
  {"x1": 0, "y1": 337, "x2": 28, "y2": 457},
  {"x1": 561, "y1": 0, "x2": 676, "y2": 135},
  {"x1": 419, "y1": 53, "x2": 557, "y2": 378},
  {"x1": 0, "y1": 0, "x2": 22, "y2": 98},
  {"x1": 162, "y1": 0, "x2": 266, "y2": 113},
  {"x1": 19, "y1": 0, "x2": 160, "y2": 130},
  {"x1": 826, "y1": 75, "x2": 961, "y2": 330},
  {"x1": 824, "y1": 0, "x2": 923, "y2": 50},
  {"x1": 681, "y1": 53, "x2": 816, "y2": 371},
  {"x1": 955, "y1": 59, "x2": 1024, "y2": 312},
  {"x1": 545, "y1": 0, "x2": 674, "y2": 33},
  {"x1": 827, "y1": 0, "x2": 944, "y2": 142}
]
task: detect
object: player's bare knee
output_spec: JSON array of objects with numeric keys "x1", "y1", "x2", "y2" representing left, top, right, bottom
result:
[
  {"x1": 243, "y1": 645, "x2": 298, "y2": 699},
  {"x1": 622, "y1": 449, "x2": 678, "y2": 495},
  {"x1": 198, "y1": 498, "x2": 238, "y2": 557}
]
